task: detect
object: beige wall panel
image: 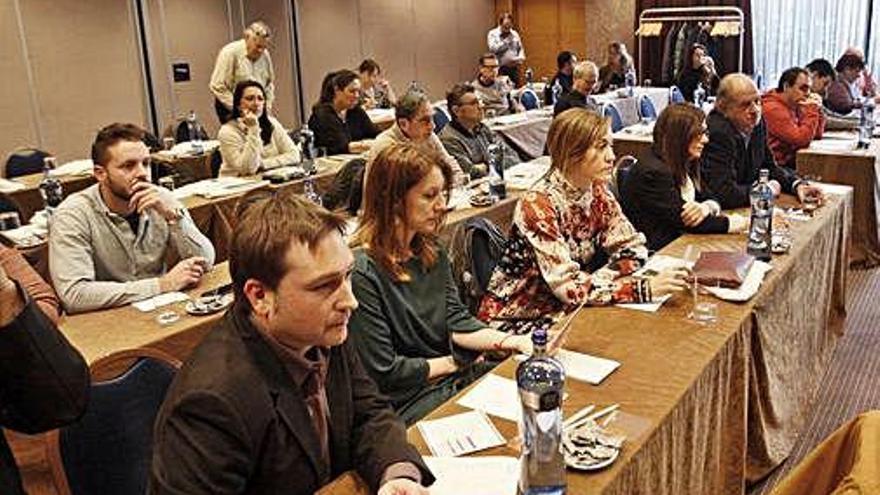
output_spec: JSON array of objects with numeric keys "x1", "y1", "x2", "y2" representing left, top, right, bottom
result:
[
  {"x1": 297, "y1": 0, "x2": 362, "y2": 112},
  {"x1": 456, "y1": 0, "x2": 496, "y2": 85},
  {"x1": 584, "y1": 0, "x2": 635, "y2": 67},
  {"x1": 20, "y1": 0, "x2": 147, "y2": 162},
  {"x1": 0, "y1": 1, "x2": 38, "y2": 158},
  {"x1": 413, "y1": 1, "x2": 462, "y2": 99},
  {"x1": 358, "y1": 0, "x2": 417, "y2": 98},
  {"x1": 242, "y1": 0, "x2": 300, "y2": 127},
  {"x1": 146, "y1": 0, "x2": 231, "y2": 136}
]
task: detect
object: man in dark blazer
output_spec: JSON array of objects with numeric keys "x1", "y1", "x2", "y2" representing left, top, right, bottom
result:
[
  {"x1": 0, "y1": 249, "x2": 89, "y2": 495},
  {"x1": 150, "y1": 191, "x2": 433, "y2": 495},
  {"x1": 701, "y1": 73, "x2": 823, "y2": 209}
]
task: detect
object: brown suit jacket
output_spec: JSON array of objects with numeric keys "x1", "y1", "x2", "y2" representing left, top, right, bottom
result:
[{"x1": 149, "y1": 305, "x2": 432, "y2": 494}]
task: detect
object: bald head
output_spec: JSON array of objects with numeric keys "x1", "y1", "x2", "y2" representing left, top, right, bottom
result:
[
  {"x1": 572, "y1": 61, "x2": 599, "y2": 95},
  {"x1": 244, "y1": 21, "x2": 271, "y2": 60},
  {"x1": 716, "y1": 73, "x2": 762, "y2": 133}
]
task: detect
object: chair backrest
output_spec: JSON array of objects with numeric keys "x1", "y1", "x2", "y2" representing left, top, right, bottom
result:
[
  {"x1": 322, "y1": 157, "x2": 367, "y2": 215},
  {"x1": 4, "y1": 148, "x2": 50, "y2": 178},
  {"x1": 520, "y1": 89, "x2": 540, "y2": 110},
  {"x1": 47, "y1": 349, "x2": 181, "y2": 495},
  {"x1": 669, "y1": 85, "x2": 685, "y2": 104},
  {"x1": 433, "y1": 107, "x2": 450, "y2": 134},
  {"x1": 448, "y1": 216, "x2": 508, "y2": 313},
  {"x1": 638, "y1": 95, "x2": 658, "y2": 121},
  {"x1": 753, "y1": 73, "x2": 764, "y2": 90},
  {"x1": 602, "y1": 103, "x2": 624, "y2": 133},
  {"x1": 610, "y1": 155, "x2": 638, "y2": 202}
]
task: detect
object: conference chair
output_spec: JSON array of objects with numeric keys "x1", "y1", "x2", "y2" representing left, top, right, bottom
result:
[
  {"x1": 47, "y1": 349, "x2": 182, "y2": 495},
  {"x1": 4, "y1": 148, "x2": 51, "y2": 178},
  {"x1": 669, "y1": 85, "x2": 685, "y2": 104},
  {"x1": 638, "y1": 94, "x2": 658, "y2": 121},
  {"x1": 609, "y1": 155, "x2": 637, "y2": 202},
  {"x1": 433, "y1": 107, "x2": 451, "y2": 133},
  {"x1": 519, "y1": 88, "x2": 540, "y2": 110},
  {"x1": 602, "y1": 103, "x2": 625, "y2": 133}
]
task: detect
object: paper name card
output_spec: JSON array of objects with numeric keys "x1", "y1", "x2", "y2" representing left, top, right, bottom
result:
[{"x1": 416, "y1": 410, "x2": 506, "y2": 457}]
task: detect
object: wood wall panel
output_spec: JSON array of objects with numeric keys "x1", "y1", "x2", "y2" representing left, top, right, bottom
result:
[
  {"x1": 584, "y1": 0, "x2": 636, "y2": 68},
  {"x1": 0, "y1": 1, "x2": 39, "y2": 160},
  {"x1": 359, "y1": 0, "x2": 417, "y2": 95},
  {"x1": 18, "y1": 0, "x2": 148, "y2": 162}
]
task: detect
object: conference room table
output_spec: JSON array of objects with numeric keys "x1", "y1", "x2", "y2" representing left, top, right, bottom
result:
[
  {"x1": 797, "y1": 134, "x2": 880, "y2": 268},
  {"x1": 594, "y1": 86, "x2": 670, "y2": 125}
]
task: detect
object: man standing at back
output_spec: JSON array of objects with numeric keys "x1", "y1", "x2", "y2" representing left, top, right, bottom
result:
[
  {"x1": 49, "y1": 123, "x2": 215, "y2": 313},
  {"x1": 210, "y1": 21, "x2": 275, "y2": 124},
  {"x1": 487, "y1": 13, "x2": 526, "y2": 87},
  {"x1": 150, "y1": 190, "x2": 433, "y2": 495}
]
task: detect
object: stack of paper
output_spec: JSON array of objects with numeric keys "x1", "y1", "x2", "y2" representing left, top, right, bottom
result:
[
  {"x1": 423, "y1": 456, "x2": 519, "y2": 495},
  {"x1": 704, "y1": 260, "x2": 772, "y2": 302},
  {"x1": 172, "y1": 177, "x2": 268, "y2": 200},
  {"x1": 416, "y1": 411, "x2": 506, "y2": 457}
]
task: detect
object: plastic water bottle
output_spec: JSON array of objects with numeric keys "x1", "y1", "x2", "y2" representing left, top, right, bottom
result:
[
  {"x1": 624, "y1": 68, "x2": 636, "y2": 97},
  {"x1": 746, "y1": 169, "x2": 774, "y2": 261},
  {"x1": 300, "y1": 124, "x2": 317, "y2": 174},
  {"x1": 39, "y1": 157, "x2": 64, "y2": 209},
  {"x1": 303, "y1": 177, "x2": 322, "y2": 206},
  {"x1": 552, "y1": 80, "x2": 563, "y2": 104},
  {"x1": 525, "y1": 67, "x2": 534, "y2": 88},
  {"x1": 517, "y1": 329, "x2": 566, "y2": 495},
  {"x1": 858, "y1": 97, "x2": 874, "y2": 149},
  {"x1": 694, "y1": 83, "x2": 707, "y2": 110},
  {"x1": 487, "y1": 141, "x2": 507, "y2": 200}
]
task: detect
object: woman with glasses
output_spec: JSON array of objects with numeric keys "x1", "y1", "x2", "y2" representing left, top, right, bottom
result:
[
  {"x1": 217, "y1": 80, "x2": 300, "y2": 177},
  {"x1": 762, "y1": 67, "x2": 826, "y2": 169},
  {"x1": 620, "y1": 104, "x2": 748, "y2": 252},
  {"x1": 478, "y1": 109, "x2": 689, "y2": 322},
  {"x1": 349, "y1": 143, "x2": 532, "y2": 424}
]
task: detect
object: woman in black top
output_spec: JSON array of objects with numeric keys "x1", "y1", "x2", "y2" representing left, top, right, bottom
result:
[
  {"x1": 675, "y1": 43, "x2": 719, "y2": 102},
  {"x1": 619, "y1": 104, "x2": 747, "y2": 251},
  {"x1": 307, "y1": 69, "x2": 379, "y2": 155}
]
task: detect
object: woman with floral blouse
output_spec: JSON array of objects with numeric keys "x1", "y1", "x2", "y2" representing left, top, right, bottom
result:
[{"x1": 477, "y1": 108, "x2": 689, "y2": 321}]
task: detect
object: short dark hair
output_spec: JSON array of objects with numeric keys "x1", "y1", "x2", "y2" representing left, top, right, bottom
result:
[
  {"x1": 91, "y1": 123, "x2": 146, "y2": 167},
  {"x1": 446, "y1": 82, "x2": 476, "y2": 111},
  {"x1": 358, "y1": 59, "x2": 381, "y2": 75},
  {"x1": 498, "y1": 12, "x2": 513, "y2": 25},
  {"x1": 479, "y1": 52, "x2": 498, "y2": 66},
  {"x1": 395, "y1": 90, "x2": 430, "y2": 121},
  {"x1": 806, "y1": 58, "x2": 835, "y2": 79},
  {"x1": 776, "y1": 67, "x2": 808, "y2": 91},
  {"x1": 231, "y1": 80, "x2": 273, "y2": 145},
  {"x1": 318, "y1": 69, "x2": 359, "y2": 105},
  {"x1": 230, "y1": 189, "x2": 347, "y2": 314},
  {"x1": 557, "y1": 51, "x2": 575, "y2": 69},
  {"x1": 836, "y1": 54, "x2": 865, "y2": 72}
]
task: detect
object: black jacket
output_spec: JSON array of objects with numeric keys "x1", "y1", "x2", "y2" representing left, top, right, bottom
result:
[
  {"x1": 620, "y1": 150, "x2": 729, "y2": 251},
  {"x1": 308, "y1": 103, "x2": 379, "y2": 156},
  {"x1": 553, "y1": 90, "x2": 599, "y2": 117},
  {"x1": 701, "y1": 110, "x2": 800, "y2": 209},
  {"x1": 543, "y1": 71, "x2": 573, "y2": 104},
  {"x1": 149, "y1": 305, "x2": 432, "y2": 495},
  {"x1": 0, "y1": 296, "x2": 89, "y2": 495}
]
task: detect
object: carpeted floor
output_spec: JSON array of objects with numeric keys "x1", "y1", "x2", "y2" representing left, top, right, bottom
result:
[{"x1": 748, "y1": 267, "x2": 880, "y2": 494}]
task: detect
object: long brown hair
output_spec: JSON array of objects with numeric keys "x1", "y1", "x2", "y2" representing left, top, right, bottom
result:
[
  {"x1": 652, "y1": 103, "x2": 705, "y2": 188},
  {"x1": 546, "y1": 108, "x2": 609, "y2": 177},
  {"x1": 352, "y1": 143, "x2": 453, "y2": 282}
]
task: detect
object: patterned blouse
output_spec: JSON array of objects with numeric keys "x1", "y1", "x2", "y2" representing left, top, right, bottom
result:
[{"x1": 477, "y1": 169, "x2": 650, "y2": 321}]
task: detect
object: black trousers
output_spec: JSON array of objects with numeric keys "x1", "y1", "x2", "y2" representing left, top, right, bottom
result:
[{"x1": 499, "y1": 64, "x2": 520, "y2": 87}]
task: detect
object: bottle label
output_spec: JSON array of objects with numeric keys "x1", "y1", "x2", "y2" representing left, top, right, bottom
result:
[{"x1": 521, "y1": 390, "x2": 561, "y2": 412}]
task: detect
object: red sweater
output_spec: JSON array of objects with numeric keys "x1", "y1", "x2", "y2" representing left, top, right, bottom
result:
[{"x1": 762, "y1": 90, "x2": 825, "y2": 168}]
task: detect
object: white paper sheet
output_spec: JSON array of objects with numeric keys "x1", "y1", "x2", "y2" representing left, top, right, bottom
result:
[
  {"x1": 0, "y1": 179, "x2": 25, "y2": 193},
  {"x1": 616, "y1": 254, "x2": 687, "y2": 312},
  {"x1": 456, "y1": 373, "x2": 521, "y2": 422},
  {"x1": 704, "y1": 260, "x2": 772, "y2": 302},
  {"x1": 132, "y1": 292, "x2": 189, "y2": 312},
  {"x1": 554, "y1": 349, "x2": 621, "y2": 385},
  {"x1": 171, "y1": 177, "x2": 268, "y2": 200},
  {"x1": 423, "y1": 456, "x2": 519, "y2": 495},
  {"x1": 809, "y1": 139, "x2": 858, "y2": 152},
  {"x1": 50, "y1": 159, "x2": 94, "y2": 177},
  {"x1": 417, "y1": 410, "x2": 506, "y2": 457}
]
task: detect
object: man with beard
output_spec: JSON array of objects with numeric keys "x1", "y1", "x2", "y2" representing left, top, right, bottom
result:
[{"x1": 49, "y1": 123, "x2": 215, "y2": 313}]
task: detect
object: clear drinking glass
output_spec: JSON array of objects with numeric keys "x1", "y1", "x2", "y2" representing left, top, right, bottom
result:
[{"x1": 682, "y1": 245, "x2": 717, "y2": 324}]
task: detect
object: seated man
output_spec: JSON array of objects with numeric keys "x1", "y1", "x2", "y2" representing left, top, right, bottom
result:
[
  {"x1": 762, "y1": 67, "x2": 825, "y2": 169},
  {"x1": 367, "y1": 90, "x2": 465, "y2": 185},
  {"x1": 50, "y1": 123, "x2": 215, "y2": 313},
  {"x1": 149, "y1": 190, "x2": 433, "y2": 495},
  {"x1": 553, "y1": 60, "x2": 601, "y2": 116},
  {"x1": 806, "y1": 58, "x2": 835, "y2": 98},
  {"x1": 1, "y1": 246, "x2": 88, "y2": 495},
  {"x1": 544, "y1": 51, "x2": 577, "y2": 105},
  {"x1": 701, "y1": 73, "x2": 823, "y2": 209},
  {"x1": 439, "y1": 83, "x2": 520, "y2": 176},
  {"x1": 472, "y1": 53, "x2": 523, "y2": 116},
  {"x1": 825, "y1": 54, "x2": 877, "y2": 115}
]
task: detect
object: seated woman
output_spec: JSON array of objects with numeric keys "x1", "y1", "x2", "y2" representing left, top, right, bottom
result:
[
  {"x1": 349, "y1": 143, "x2": 532, "y2": 425},
  {"x1": 597, "y1": 42, "x2": 634, "y2": 93},
  {"x1": 308, "y1": 69, "x2": 379, "y2": 155},
  {"x1": 477, "y1": 109, "x2": 688, "y2": 321},
  {"x1": 217, "y1": 80, "x2": 300, "y2": 177},
  {"x1": 619, "y1": 104, "x2": 748, "y2": 252},
  {"x1": 675, "y1": 43, "x2": 718, "y2": 103}
]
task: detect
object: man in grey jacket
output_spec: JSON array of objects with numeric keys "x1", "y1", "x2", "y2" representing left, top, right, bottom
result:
[{"x1": 49, "y1": 123, "x2": 215, "y2": 313}]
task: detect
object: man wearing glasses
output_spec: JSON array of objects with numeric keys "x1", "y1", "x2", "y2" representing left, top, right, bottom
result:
[
  {"x1": 762, "y1": 67, "x2": 826, "y2": 169},
  {"x1": 439, "y1": 83, "x2": 520, "y2": 176},
  {"x1": 553, "y1": 61, "x2": 601, "y2": 117},
  {"x1": 210, "y1": 21, "x2": 275, "y2": 124},
  {"x1": 701, "y1": 73, "x2": 824, "y2": 209},
  {"x1": 472, "y1": 53, "x2": 523, "y2": 116}
]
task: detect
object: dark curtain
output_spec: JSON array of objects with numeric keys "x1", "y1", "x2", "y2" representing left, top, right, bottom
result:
[{"x1": 635, "y1": 0, "x2": 754, "y2": 86}]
